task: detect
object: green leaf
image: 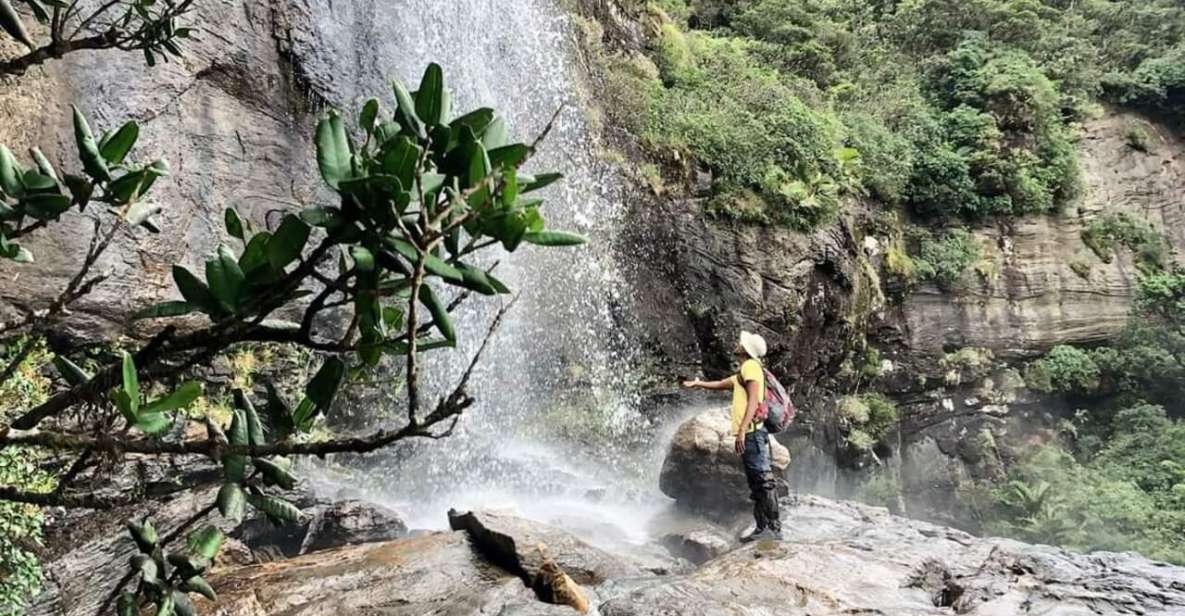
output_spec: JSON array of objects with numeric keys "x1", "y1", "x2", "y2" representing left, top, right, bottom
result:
[
  {"x1": 292, "y1": 397, "x2": 317, "y2": 432},
  {"x1": 449, "y1": 108, "x2": 495, "y2": 139},
  {"x1": 172, "y1": 592, "x2": 196, "y2": 616},
  {"x1": 385, "y1": 237, "x2": 463, "y2": 282},
  {"x1": 127, "y1": 519, "x2": 158, "y2": 553},
  {"x1": 216, "y1": 483, "x2": 245, "y2": 521},
  {"x1": 72, "y1": 105, "x2": 111, "y2": 182},
  {"x1": 359, "y1": 98, "x2": 380, "y2": 135},
  {"x1": 29, "y1": 147, "x2": 57, "y2": 181},
  {"x1": 262, "y1": 381, "x2": 296, "y2": 439},
  {"x1": 415, "y1": 63, "x2": 449, "y2": 126},
  {"x1": 155, "y1": 593, "x2": 175, "y2": 616},
  {"x1": 62, "y1": 174, "x2": 93, "y2": 209},
  {"x1": 53, "y1": 355, "x2": 91, "y2": 386},
  {"x1": 521, "y1": 172, "x2": 562, "y2": 193},
  {"x1": 0, "y1": 145, "x2": 21, "y2": 196},
  {"x1": 482, "y1": 117, "x2": 509, "y2": 149},
  {"x1": 135, "y1": 412, "x2": 172, "y2": 435},
  {"x1": 132, "y1": 300, "x2": 197, "y2": 321},
  {"x1": 0, "y1": 0, "x2": 34, "y2": 48},
  {"x1": 180, "y1": 576, "x2": 217, "y2": 602},
  {"x1": 392, "y1": 79, "x2": 425, "y2": 139},
  {"x1": 315, "y1": 110, "x2": 353, "y2": 189},
  {"x1": 234, "y1": 389, "x2": 266, "y2": 446},
  {"x1": 100, "y1": 122, "x2": 139, "y2": 165},
  {"x1": 254, "y1": 457, "x2": 296, "y2": 490},
  {"x1": 267, "y1": 215, "x2": 310, "y2": 271},
  {"x1": 143, "y1": 381, "x2": 202, "y2": 414},
  {"x1": 186, "y1": 525, "x2": 223, "y2": 560},
  {"x1": 117, "y1": 592, "x2": 137, "y2": 616},
  {"x1": 166, "y1": 553, "x2": 209, "y2": 577},
  {"x1": 124, "y1": 200, "x2": 162, "y2": 228},
  {"x1": 522, "y1": 231, "x2": 586, "y2": 246},
  {"x1": 121, "y1": 351, "x2": 140, "y2": 415},
  {"x1": 247, "y1": 493, "x2": 304, "y2": 526},
  {"x1": 227, "y1": 409, "x2": 248, "y2": 446},
  {"x1": 21, "y1": 193, "x2": 72, "y2": 220},
  {"x1": 449, "y1": 263, "x2": 509, "y2": 296},
  {"x1": 224, "y1": 207, "x2": 245, "y2": 240},
  {"x1": 380, "y1": 136, "x2": 422, "y2": 188},
  {"x1": 487, "y1": 144, "x2": 529, "y2": 170},
  {"x1": 224, "y1": 453, "x2": 247, "y2": 484},
  {"x1": 418, "y1": 283, "x2": 455, "y2": 344},
  {"x1": 205, "y1": 245, "x2": 246, "y2": 310},
  {"x1": 305, "y1": 357, "x2": 345, "y2": 410},
  {"x1": 351, "y1": 246, "x2": 375, "y2": 272},
  {"x1": 238, "y1": 231, "x2": 273, "y2": 279},
  {"x1": 172, "y1": 265, "x2": 222, "y2": 316},
  {"x1": 130, "y1": 554, "x2": 158, "y2": 584}
]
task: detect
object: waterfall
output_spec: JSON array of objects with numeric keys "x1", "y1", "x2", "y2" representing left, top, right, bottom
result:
[{"x1": 295, "y1": 0, "x2": 665, "y2": 540}]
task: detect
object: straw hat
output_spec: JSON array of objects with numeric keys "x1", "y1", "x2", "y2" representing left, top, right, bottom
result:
[{"x1": 739, "y1": 331, "x2": 767, "y2": 360}]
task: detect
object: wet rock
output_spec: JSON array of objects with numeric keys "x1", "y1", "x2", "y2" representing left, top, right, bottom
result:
[
  {"x1": 448, "y1": 509, "x2": 644, "y2": 586},
  {"x1": 658, "y1": 408, "x2": 790, "y2": 516},
  {"x1": 299, "y1": 499, "x2": 408, "y2": 554},
  {"x1": 598, "y1": 495, "x2": 1185, "y2": 616},
  {"x1": 659, "y1": 527, "x2": 732, "y2": 566},
  {"x1": 233, "y1": 497, "x2": 407, "y2": 558},
  {"x1": 200, "y1": 532, "x2": 574, "y2": 616},
  {"x1": 30, "y1": 488, "x2": 406, "y2": 615},
  {"x1": 213, "y1": 537, "x2": 255, "y2": 569}
]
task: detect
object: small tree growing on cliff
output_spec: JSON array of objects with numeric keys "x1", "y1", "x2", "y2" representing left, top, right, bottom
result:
[{"x1": 0, "y1": 63, "x2": 582, "y2": 614}]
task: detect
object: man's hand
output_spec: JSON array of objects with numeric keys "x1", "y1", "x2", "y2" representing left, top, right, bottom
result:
[
  {"x1": 682, "y1": 379, "x2": 701, "y2": 389},
  {"x1": 735, "y1": 434, "x2": 745, "y2": 454}
]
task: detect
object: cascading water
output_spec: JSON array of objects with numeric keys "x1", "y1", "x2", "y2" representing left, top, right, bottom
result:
[{"x1": 296, "y1": 0, "x2": 672, "y2": 543}]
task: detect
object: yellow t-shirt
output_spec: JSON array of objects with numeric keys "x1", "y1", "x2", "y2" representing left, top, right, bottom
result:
[{"x1": 730, "y1": 358, "x2": 766, "y2": 435}]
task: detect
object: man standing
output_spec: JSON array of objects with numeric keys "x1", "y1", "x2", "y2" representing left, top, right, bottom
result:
[{"x1": 683, "y1": 331, "x2": 782, "y2": 541}]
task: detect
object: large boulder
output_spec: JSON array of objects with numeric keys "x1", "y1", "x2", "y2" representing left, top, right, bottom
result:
[
  {"x1": 658, "y1": 408, "x2": 790, "y2": 515},
  {"x1": 234, "y1": 498, "x2": 408, "y2": 558},
  {"x1": 448, "y1": 509, "x2": 645, "y2": 586},
  {"x1": 299, "y1": 499, "x2": 408, "y2": 554},
  {"x1": 598, "y1": 495, "x2": 1185, "y2": 615}
]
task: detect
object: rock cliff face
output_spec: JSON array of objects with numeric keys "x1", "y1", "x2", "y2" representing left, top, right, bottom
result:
[
  {"x1": 899, "y1": 110, "x2": 1185, "y2": 358},
  {"x1": 0, "y1": 0, "x2": 322, "y2": 339}
]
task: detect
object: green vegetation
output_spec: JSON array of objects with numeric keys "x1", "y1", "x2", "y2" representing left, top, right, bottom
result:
[
  {"x1": 941, "y1": 347, "x2": 994, "y2": 386},
  {"x1": 986, "y1": 405, "x2": 1185, "y2": 563},
  {"x1": 1081, "y1": 212, "x2": 1172, "y2": 274},
  {"x1": 0, "y1": 340, "x2": 54, "y2": 611},
  {"x1": 0, "y1": 64, "x2": 583, "y2": 613},
  {"x1": 913, "y1": 228, "x2": 982, "y2": 288},
  {"x1": 605, "y1": 0, "x2": 1185, "y2": 230},
  {"x1": 837, "y1": 392, "x2": 898, "y2": 453},
  {"x1": 991, "y1": 269, "x2": 1185, "y2": 562}
]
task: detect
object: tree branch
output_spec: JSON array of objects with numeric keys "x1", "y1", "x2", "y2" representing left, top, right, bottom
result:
[
  {"x1": 0, "y1": 32, "x2": 115, "y2": 77},
  {"x1": 0, "y1": 485, "x2": 135, "y2": 509}
]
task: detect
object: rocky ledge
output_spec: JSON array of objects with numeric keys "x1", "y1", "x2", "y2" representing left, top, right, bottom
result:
[{"x1": 172, "y1": 495, "x2": 1185, "y2": 615}]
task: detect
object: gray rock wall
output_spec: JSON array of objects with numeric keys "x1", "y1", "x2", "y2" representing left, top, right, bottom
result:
[{"x1": 0, "y1": 0, "x2": 322, "y2": 340}]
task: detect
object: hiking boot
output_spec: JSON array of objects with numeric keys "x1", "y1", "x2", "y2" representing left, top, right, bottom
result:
[
  {"x1": 740, "y1": 528, "x2": 781, "y2": 543},
  {"x1": 739, "y1": 527, "x2": 767, "y2": 543}
]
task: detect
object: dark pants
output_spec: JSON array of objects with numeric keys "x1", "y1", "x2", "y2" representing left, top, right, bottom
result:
[{"x1": 742, "y1": 430, "x2": 781, "y2": 532}]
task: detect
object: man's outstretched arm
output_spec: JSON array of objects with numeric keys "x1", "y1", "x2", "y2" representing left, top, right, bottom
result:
[{"x1": 682, "y1": 377, "x2": 734, "y2": 391}]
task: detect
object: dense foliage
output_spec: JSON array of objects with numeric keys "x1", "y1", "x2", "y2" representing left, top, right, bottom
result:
[
  {"x1": 610, "y1": 0, "x2": 1184, "y2": 228},
  {"x1": 0, "y1": 341, "x2": 53, "y2": 612}
]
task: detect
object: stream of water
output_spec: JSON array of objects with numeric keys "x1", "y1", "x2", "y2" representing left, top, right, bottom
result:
[{"x1": 298, "y1": 0, "x2": 677, "y2": 545}]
